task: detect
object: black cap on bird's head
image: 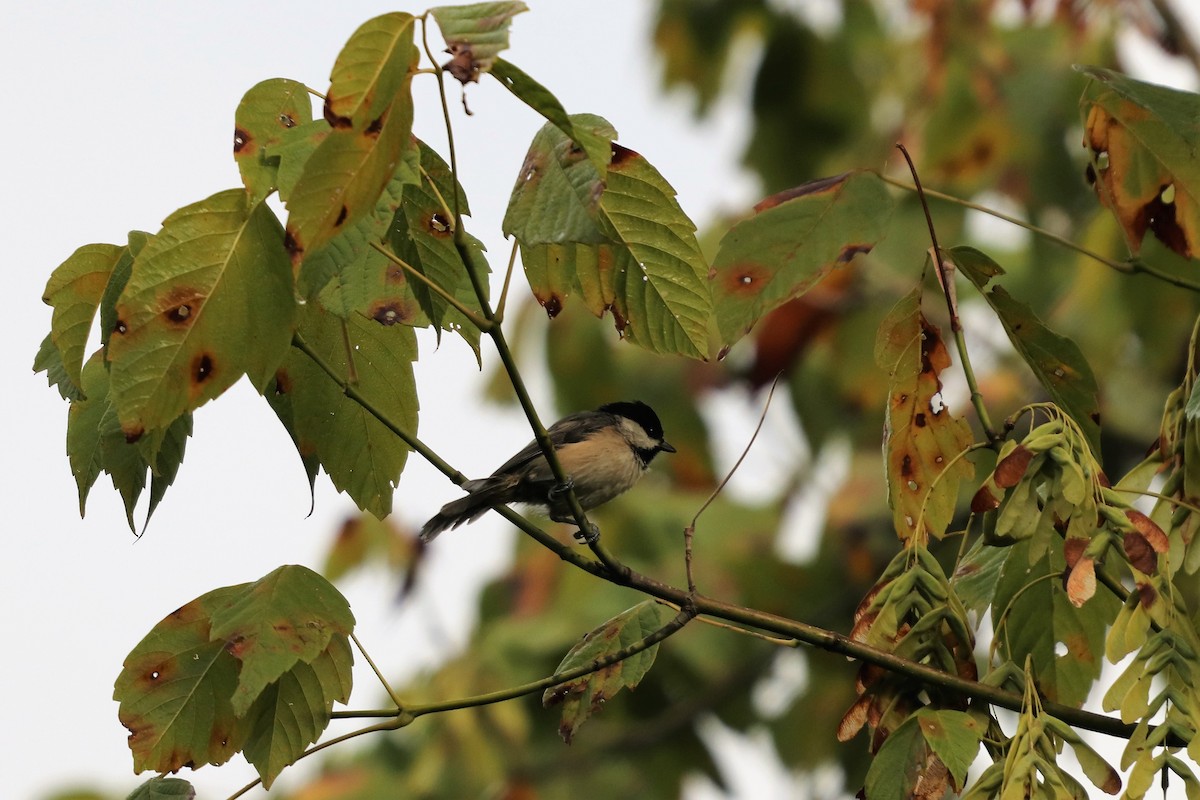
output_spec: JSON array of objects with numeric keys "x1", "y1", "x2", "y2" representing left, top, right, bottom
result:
[{"x1": 599, "y1": 400, "x2": 676, "y2": 454}]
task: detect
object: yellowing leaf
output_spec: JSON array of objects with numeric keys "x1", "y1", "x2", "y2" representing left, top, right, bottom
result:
[
  {"x1": 324, "y1": 13, "x2": 417, "y2": 130},
  {"x1": 1080, "y1": 66, "x2": 1200, "y2": 258},
  {"x1": 285, "y1": 73, "x2": 416, "y2": 264},
  {"x1": 40, "y1": 242, "x2": 123, "y2": 396},
  {"x1": 874, "y1": 288, "x2": 974, "y2": 540},
  {"x1": 711, "y1": 171, "x2": 893, "y2": 352},
  {"x1": 108, "y1": 190, "x2": 296, "y2": 438},
  {"x1": 234, "y1": 78, "x2": 314, "y2": 202},
  {"x1": 542, "y1": 601, "x2": 673, "y2": 743}
]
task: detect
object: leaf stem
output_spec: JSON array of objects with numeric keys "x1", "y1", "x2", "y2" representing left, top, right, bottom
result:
[
  {"x1": 351, "y1": 631, "x2": 403, "y2": 710},
  {"x1": 894, "y1": 145, "x2": 1000, "y2": 444}
]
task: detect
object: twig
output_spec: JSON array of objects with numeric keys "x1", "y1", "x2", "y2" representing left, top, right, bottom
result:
[
  {"x1": 495, "y1": 239, "x2": 520, "y2": 322},
  {"x1": 351, "y1": 631, "x2": 403, "y2": 710},
  {"x1": 683, "y1": 375, "x2": 780, "y2": 594},
  {"x1": 894, "y1": 145, "x2": 1000, "y2": 444}
]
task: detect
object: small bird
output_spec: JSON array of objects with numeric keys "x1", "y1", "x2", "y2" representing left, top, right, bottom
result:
[{"x1": 420, "y1": 401, "x2": 676, "y2": 542}]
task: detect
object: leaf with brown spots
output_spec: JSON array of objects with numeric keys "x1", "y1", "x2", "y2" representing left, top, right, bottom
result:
[
  {"x1": 114, "y1": 584, "x2": 250, "y2": 774},
  {"x1": 267, "y1": 302, "x2": 418, "y2": 517},
  {"x1": 241, "y1": 635, "x2": 353, "y2": 788},
  {"x1": 234, "y1": 78, "x2": 314, "y2": 202},
  {"x1": 39, "y1": 242, "x2": 123, "y2": 396},
  {"x1": 491, "y1": 58, "x2": 612, "y2": 175},
  {"x1": 711, "y1": 170, "x2": 893, "y2": 351},
  {"x1": 953, "y1": 246, "x2": 1102, "y2": 459},
  {"x1": 284, "y1": 57, "x2": 417, "y2": 264},
  {"x1": 542, "y1": 601, "x2": 673, "y2": 744},
  {"x1": 1079, "y1": 66, "x2": 1200, "y2": 259},
  {"x1": 207, "y1": 565, "x2": 354, "y2": 718},
  {"x1": 429, "y1": 2, "x2": 528, "y2": 84},
  {"x1": 267, "y1": 119, "x2": 330, "y2": 203},
  {"x1": 324, "y1": 13, "x2": 416, "y2": 131},
  {"x1": 107, "y1": 190, "x2": 296, "y2": 437},
  {"x1": 874, "y1": 288, "x2": 974, "y2": 541}
]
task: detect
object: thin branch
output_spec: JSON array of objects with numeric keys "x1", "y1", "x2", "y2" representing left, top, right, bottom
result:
[
  {"x1": 895, "y1": 145, "x2": 1000, "y2": 443},
  {"x1": 684, "y1": 376, "x2": 780, "y2": 593},
  {"x1": 352, "y1": 631, "x2": 403, "y2": 710},
  {"x1": 1146, "y1": 0, "x2": 1200, "y2": 75},
  {"x1": 495, "y1": 238, "x2": 520, "y2": 322},
  {"x1": 879, "y1": 173, "x2": 1200, "y2": 294}
]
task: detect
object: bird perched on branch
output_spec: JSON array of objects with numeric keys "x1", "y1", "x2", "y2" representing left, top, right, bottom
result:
[{"x1": 420, "y1": 401, "x2": 676, "y2": 543}]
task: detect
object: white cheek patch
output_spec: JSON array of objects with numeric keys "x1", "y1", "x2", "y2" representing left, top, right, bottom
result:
[{"x1": 618, "y1": 418, "x2": 658, "y2": 450}]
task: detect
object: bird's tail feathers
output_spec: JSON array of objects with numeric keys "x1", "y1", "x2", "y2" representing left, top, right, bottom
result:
[{"x1": 419, "y1": 479, "x2": 511, "y2": 542}]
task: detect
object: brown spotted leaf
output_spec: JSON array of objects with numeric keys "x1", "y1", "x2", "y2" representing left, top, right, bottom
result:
[
  {"x1": 285, "y1": 59, "x2": 417, "y2": 265},
  {"x1": 863, "y1": 713, "x2": 958, "y2": 800},
  {"x1": 429, "y1": 2, "x2": 528, "y2": 83},
  {"x1": 542, "y1": 601, "x2": 673, "y2": 744},
  {"x1": 207, "y1": 565, "x2": 354, "y2": 717},
  {"x1": 711, "y1": 170, "x2": 893, "y2": 352},
  {"x1": 874, "y1": 288, "x2": 975, "y2": 541},
  {"x1": 324, "y1": 13, "x2": 417, "y2": 131},
  {"x1": 234, "y1": 78, "x2": 314, "y2": 202},
  {"x1": 40, "y1": 242, "x2": 123, "y2": 396},
  {"x1": 952, "y1": 246, "x2": 1102, "y2": 459},
  {"x1": 114, "y1": 584, "x2": 250, "y2": 774},
  {"x1": 107, "y1": 190, "x2": 295, "y2": 438},
  {"x1": 1079, "y1": 66, "x2": 1200, "y2": 259}
]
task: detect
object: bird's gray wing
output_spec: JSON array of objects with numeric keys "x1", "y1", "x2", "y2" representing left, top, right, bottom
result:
[{"x1": 484, "y1": 410, "x2": 614, "y2": 479}]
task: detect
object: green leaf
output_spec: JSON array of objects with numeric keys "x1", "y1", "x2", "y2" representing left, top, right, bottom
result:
[
  {"x1": 1079, "y1": 66, "x2": 1200, "y2": 258},
  {"x1": 503, "y1": 114, "x2": 614, "y2": 245},
  {"x1": 40, "y1": 242, "x2": 122, "y2": 394},
  {"x1": 284, "y1": 66, "x2": 417, "y2": 263},
  {"x1": 952, "y1": 246, "x2": 1102, "y2": 459},
  {"x1": 269, "y1": 119, "x2": 330, "y2": 203},
  {"x1": 99, "y1": 231, "x2": 152, "y2": 352},
  {"x1": 269, "y1": 304, "x2": 418, "y2": 517},
  {"x1": 875, "y1": 288, "x2": 976, "y2": 540},
  {"x1": 241, "y1": 635, "x2": 353, "y2": 788},
  {"x1": 490, "y1": 58, "x2": 613, "y2": 175},
  {"x1": 207, "y1": 564, "x2": 355, "y2": 715},
  {"x1": 952, "y1": 538, "x2": 1009, "y2": 616},
  {"x1": 125, "y1": 776, "x2": 196, "y2": 800},
  {"x1": 863, "y1": 714, "x2": 950, "y2": 800},
  {"x1": 600, "y1": 145, "x2": 711, "y2": 358},
  {"x1": 67, "y1": 351, "x2": 190, "y2": 530},
  {"x1": 542, "y1": 600, "x2": 673, "y2": 743},
  {"x1": 298, "y1": 144, "x2": 420, "y2": 302},
  {"x1": 107, "y1": 190, "x2": 296, "y2": 438},
  {"x1": 234, "y1": 78, "x2": 314, "y2": 202},
  {"x1": 430, "y1": 2, "x2": 528, "y2": 83},
  {"x1": 114, "y1": 585, "x2": 249, "y2": 774},
  {"x1": 324, "y1": 13, "x2": 417, "y2": 131},
  {"x1": 992, "y1": 539, "x2": 1117, "y2": 707},
  {"x1": 386, "y1": 142, "x2": 488, "y2": 351},
  {"x1": 711, "y1": 171, "x2": 893, "y2": 351},
  {"x1": 916, "y1": 709, "x2": 983, "y2": 789},
  {"x1": 33, "y1": 333, "x2": 83, "y2": 401}
]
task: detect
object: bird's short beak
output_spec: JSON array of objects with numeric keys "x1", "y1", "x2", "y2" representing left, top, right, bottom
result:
[{"x1": 659, "y1": 440, "x2": 677, "y2": 453}]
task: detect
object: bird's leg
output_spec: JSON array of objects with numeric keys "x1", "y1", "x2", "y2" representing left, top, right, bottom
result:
[{"x1": 548, "y1": 479, "x2": 600, "y2": 543}]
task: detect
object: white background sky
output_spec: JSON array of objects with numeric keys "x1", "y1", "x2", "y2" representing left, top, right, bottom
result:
[{"x1": 5, "y1": 3, "x2": 1200, "y2": 800}]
